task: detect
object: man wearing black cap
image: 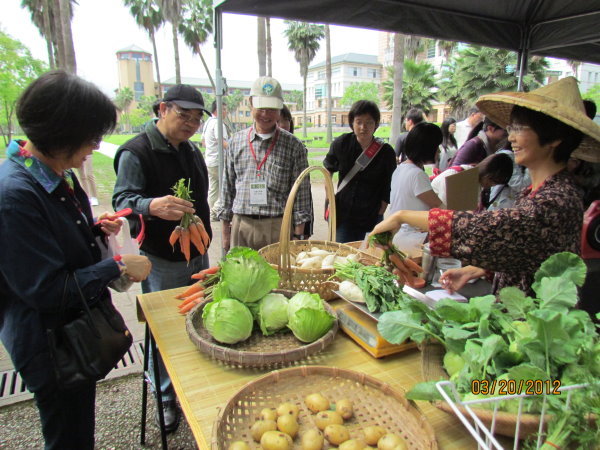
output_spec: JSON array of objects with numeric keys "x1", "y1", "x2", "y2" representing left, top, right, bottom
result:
[{"x1": 112, "y1": 84, "x2": 212, "y2": 432}]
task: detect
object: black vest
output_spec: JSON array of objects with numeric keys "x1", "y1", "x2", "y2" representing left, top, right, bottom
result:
[{"x1": 114, "y1": 133, "x2": 212, "y2": 262}]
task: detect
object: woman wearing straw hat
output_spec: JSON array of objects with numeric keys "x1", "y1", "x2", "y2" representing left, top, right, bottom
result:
[{"x1": 370, "y1": 77, "x2": 600, "y2": 295}]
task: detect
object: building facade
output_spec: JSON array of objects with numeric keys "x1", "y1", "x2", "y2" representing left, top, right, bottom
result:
[{"x1": 116, "y1": 45, "x2": 158, "y2": 110}]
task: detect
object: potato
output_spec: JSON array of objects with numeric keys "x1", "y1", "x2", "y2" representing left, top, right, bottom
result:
[
  {"x1": 228, "y1": 442, "x2": 251, "y2": 450},
  {"x1": 339, "y1": 439, "x2": 367, "y2": 450},
  {"x1": 324, "y1": 424, "x2": 350, "y2": 445},
  {"x1": 300, "y1": 428, "x2": 325, "y2": 450},
  {"x1": 305, "y1": 392, "x2": 330, "y2": 413},
  {"x1": 363, "y1": 426, "x2": 387, "y2": 445},
  {"x1": 277, "y1": 414, "x2": 299, "y2": 438},
  {"x1": 314, "y1": 410, "x2": 344, "y2": 430},
  {"x1": 260, "y1": 430, "x2": 293, "y2": 450},
  {"x1": 250, "y1": 419, "x2": 277, "y2": 442},
  {"x1": 259, "y1": 407, "x2": 278, "y2": 421},
  {"x1": 276, "y1": 402, "x2": 300, "y2": 420},
  {"x1": 335, "y1": 398, "x2": 354, "y2": 420},
  {"x1": 377, "y1": 433, "x2": 407, "y2": 450}
]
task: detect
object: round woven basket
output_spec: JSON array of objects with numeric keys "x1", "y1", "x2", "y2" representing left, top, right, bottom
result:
[
  {"x1": 258, "y1": 166, "x2": 378, "y2": 301},
  {"x1": 421, "y1": 342, "x2": 542, "y2": 439},
  {"x1": 212, "y1": 365, "x2": 438, "y2": 449},
  {"x1": 185, "y1": 290, "x2": 338, "y2": 368}
]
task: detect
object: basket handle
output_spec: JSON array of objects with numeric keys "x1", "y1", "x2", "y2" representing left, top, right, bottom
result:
[{"x1": 278, "y1": 166, "x2": 337, "y2": 271}]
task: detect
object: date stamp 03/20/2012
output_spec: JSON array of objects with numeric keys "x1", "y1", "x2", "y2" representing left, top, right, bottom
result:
[{"x1": 471, "y1": 379, "x2": 562, "y2": 396}]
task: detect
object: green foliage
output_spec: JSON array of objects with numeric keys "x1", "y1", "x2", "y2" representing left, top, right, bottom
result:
[
  {"x1": 382, "y1": 60, "x2": 437, "y2": 115},
  {"x1": 223, "y1": 89, "x2": 244, "y2": 123},
  {"x1": 137, "y1": 95, "x2": 158, "y2": 117},
  {"x1": 178, "y1": 0, "x2": 213, "y2": 54},
  {"x1": 439, "y1": 45, "x2": 548, "y2": 116},
  {"x1": 284, "y1": 89, "x2": 303, "y2": 110},
  {"x1": 340, "y1": 82, "x2": 380, "y2": 108},
  {"x1": 128, "y1": 109, "x2": 151, "y2": 129},
  {"x1": 0, "y1": 30, "x2": 46, "y2": 145},
  {"x1": 583, "y1": 83, "x2": 600, "y2": 112},
  {"x1": 283, "y1": 21, "x2": 325, "y2": 79},
  {"x1": 114, "y1": 87, "x2": 134, "y2": 111}
]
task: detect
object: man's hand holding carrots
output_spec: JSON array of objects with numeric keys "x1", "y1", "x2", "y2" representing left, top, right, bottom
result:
[{"x1": 149, "y1": 195, "x2": 195, "y2": 221}]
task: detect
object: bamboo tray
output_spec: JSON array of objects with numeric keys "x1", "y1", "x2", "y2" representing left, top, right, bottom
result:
[
  {"x1": 212, "y1": 365, "x2": 438, "y2": 449},
  {"x1": 259, "y1": 166, "x2": 378, "y2": 301},
  {"x1": 422, "y1": 342, "x2": 542, "y2": 439},
  {"x1": 186, "y1": 290, "x2": 338, "y2": 368}
]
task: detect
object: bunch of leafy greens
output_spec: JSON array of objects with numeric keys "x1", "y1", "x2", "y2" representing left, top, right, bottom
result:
[
  {"x1": 333, "y1": 260, "x2": 410, "y2": 313},
  {"x1": 287, "y1": 292, "x2": 335, "y2": 343},
  {"x1": 202, "y1": 298, "x2": 254, "y2": 344},
  {"x1": 216, "y1": 247, "x2": 280, "y2": 303},
  {"x1": 257, "y1": 293, "x2": 289, "y2": 336},
  {"x1": 378, "y1": 252, "x2": 599, "y2": 426}
]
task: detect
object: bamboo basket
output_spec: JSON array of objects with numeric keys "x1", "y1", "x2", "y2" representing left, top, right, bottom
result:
[
  {"x1": 421, "y1": 342, "x2": 542, "y2": 439},
  {"x1": 186, "y1": 290, "x2": 338, "y2": 368},
  {"x1": 212, "y1": 365, "x2": 438, "y2": 449},
  {"x1": 259, "y1": 166, "x2": 378, "y2": 301}
]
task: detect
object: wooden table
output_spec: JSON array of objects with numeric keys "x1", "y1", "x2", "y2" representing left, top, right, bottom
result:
[{"x1": 137, "y1": 288, "x2": 477, "y2": 450}]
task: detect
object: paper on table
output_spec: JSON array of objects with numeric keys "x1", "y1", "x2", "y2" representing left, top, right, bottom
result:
[{"x1": 425, "y1": 289, "x2": 468, "y2": 303}]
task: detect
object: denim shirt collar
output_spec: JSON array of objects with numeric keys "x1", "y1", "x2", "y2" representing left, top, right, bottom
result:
[{"x1": 6, "y1": 140, "x2": 70, "y2": 194}]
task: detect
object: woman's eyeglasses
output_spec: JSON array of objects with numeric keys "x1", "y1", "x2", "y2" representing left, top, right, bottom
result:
[
  {"x1": 506, "y1": 124, "x2": 531, "y2": 135},
  {"x1": 173, "y1": 107, "x2": 203, "y2": 126}
]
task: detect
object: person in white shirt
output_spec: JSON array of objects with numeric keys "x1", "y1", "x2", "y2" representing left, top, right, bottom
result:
[
  {"x1": 202, "y1": 101, "x2": 229, "y2": 221},
  {"x1": 454, "y1": 107, "x2": 484, "y2": 149},
  {"x1": 431, "y1": 164, "x2": 475, "y2": 207}
]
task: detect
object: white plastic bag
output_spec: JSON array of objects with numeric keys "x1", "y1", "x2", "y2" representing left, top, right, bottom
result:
[{"x1": 107, "y1": 218, "x2": 140, "y2": 292}]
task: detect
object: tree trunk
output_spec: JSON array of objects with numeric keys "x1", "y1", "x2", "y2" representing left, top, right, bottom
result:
[
  {"x1": 42, "y1": 0, "x2": 55, "y2": 69},
  {"x1": 257, "y1": 17, "x2": 266, "y2": 77},
  {"x1": 302, "y1": 72, "x2": 308, "y2": 138},
  {"x1": 390, "y1": 33, "x2": 405, "y2": 146},
  {"x1": 196, "y1": 45, "x2": 216, "y2": 92},
  {"x1": 58, "y1": 0, "x2": 76, "y2": 74},
  {"x1": 52, "y1": 1, "x2": 65, "y2": 70},
  {"x1": 172, "y1": 21, "x2": 181, "y2": 84},
  {"x1": 266, "y1": 18, "x2": 272, "y2": 77},
  {"x1": 325, "y1": 24, "x2": 333, "y2": 143},
  {"x1": 150, "y1": 28, "x2": 162, "y2": 98}
]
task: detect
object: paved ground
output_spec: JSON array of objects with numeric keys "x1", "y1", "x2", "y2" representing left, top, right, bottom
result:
[{"x1": 0, "y1": 148, "x2": 333, "y2": 448}]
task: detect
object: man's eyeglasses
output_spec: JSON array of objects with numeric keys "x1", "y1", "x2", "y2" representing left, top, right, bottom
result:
[
  {"x1": 506, "y1": 124, "x2": 532, "y2": 135},
  {"x1": 173, "y1": 107, "x2": 203, "y2": 126}
]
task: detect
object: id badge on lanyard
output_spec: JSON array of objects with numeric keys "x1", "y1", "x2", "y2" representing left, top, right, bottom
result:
[{"x1": 248, "y1": 127, "x2": 279, "y2": 206}]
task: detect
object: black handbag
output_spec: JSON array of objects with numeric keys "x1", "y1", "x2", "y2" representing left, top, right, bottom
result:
[{"x1": 46, "y1": 273, "x2": 133, "y2": 390}]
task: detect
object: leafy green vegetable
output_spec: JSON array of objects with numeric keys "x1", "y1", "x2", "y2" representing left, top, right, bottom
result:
[
  {"x1": 218, "y1": 247, "x2": 280, "y2": 303},
  {"x1": 202, "y1": 298, "x2": 254, "y2": 344},
  {"x1": 531, "y1": 251, "x2": 587, "y2": 293},
  {"x1": 286, "y1": 292, "x2": 334, "y2": 343},
  {"x1": 257, "y1": 293, "x2": 289, "y2": 336}
]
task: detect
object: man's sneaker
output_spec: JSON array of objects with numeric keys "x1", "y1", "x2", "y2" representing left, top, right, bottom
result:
[
  {"x1": 155, "y1": 399, "x2": 181, "y2": 433},
  {"x1": 90, "y1": 197, "x2": 99, "y2": 206}
]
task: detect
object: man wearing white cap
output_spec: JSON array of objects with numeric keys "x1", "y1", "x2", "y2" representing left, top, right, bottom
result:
[{"x1": 218, "y1": 76, "x2": 311, "y2": 250}]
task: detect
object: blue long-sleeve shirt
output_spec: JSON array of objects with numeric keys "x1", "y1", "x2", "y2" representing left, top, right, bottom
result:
[{"x1": 0, "y1": 141, "x2": 120, "y2": 372}]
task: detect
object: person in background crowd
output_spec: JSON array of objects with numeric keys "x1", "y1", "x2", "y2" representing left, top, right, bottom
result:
[
  {"x1": 454, "y1": 107, "x2": 484, "y2": 148},
  {"x1": 219, "y1": 76, "x2": 311, "y2": 249},
  {"x1": 324, "y1": 100, "x2": 396, "y2": 243},
  {"x1": 438, "y1": 117, "x2": 458, "y2": 171},
  {"x1": 371, "y1": 77, "x2": 599, "y2": 296},
  {"x1": 113, "y1": 84, "x2": 212, "y2": 432},
  {"x1": 451, "y1": 117, "x2": 507, "y2": 165},
  {"x1": 394, "y1": 108, "x2": 425, "y2": 164},
  {"x1": 0, "y1": 70, "x2": 151, "y2": 449},
  {"x1": 278, "y1": 104, "x2": 295, "y2": 134},
  {"x1": 476, "y1": 152, "x2": 514, "y2": 210},
  {"x1": 202, "y1": 100, "x2": 229, "y2": 222},
  {"x1": 76, "y1": 155, "x2": 100, "y2": 206}
]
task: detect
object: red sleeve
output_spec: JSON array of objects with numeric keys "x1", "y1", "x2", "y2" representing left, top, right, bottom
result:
[{"x1": 428, "y1": 208, "x2": 453, "y2": 257}]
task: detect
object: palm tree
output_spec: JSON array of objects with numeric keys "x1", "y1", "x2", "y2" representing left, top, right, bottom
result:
[
  {"x1": 404, "y1": 35, "x2": 424, "y2": 60},
  {"x1": 158, "y1": 0, "x2": 183, "y2": 84},
  {"x1": 266, "y1": 18, "x2": 272, "y2": 77},
  {"x1": 325, "y1": 24, "x2": 332, "y2": 143},
  {"x1": 283, "y1": 21, "x2": 325, "y2": 138},
  {"x1": 115, "y1": 87, "x2": 135, "y2": 131},
  {"x1": 389, "y1": 33, "x2": 405, "y2": 146},
  {"x1": 383, "y1": 59, "x2": 437, "y2": 119},
  {"x1": 179, "y1": 0, "x2": 214, "y2": 90},
  {"x1": 57, "y1": 0, "x2": 76, "y2": 73},
  {"x1": 257, "y1": 17, "x2": 266, "y2": 76},
  {"x1": 124, "y1": 0, "x2": 165, "y2": 97},
  {"x1": 21, "y1": 0, "x2": 55, "y2": 68},
  {"x1": 438, "y1": 39, "x2": 457, "y2": 65},
  {"x1": 567, "y1": 59, "x2": 581, "y2": 78}
]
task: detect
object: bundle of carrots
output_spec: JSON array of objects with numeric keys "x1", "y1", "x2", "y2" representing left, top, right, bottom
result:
[
  {"x1": 369, "y1": 232, "x2": 426, "y2": 289},
  {"x1": 176, "y1": 266, "x2": 220, "y2": 314},
  {"x1": 168, "y1": 179, "x2": 211, "y2": 263}
]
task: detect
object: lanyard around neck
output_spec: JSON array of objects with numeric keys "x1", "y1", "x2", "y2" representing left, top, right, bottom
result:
[{"x1": 247, "y1": 126, "x2": 279, "y2": 177}]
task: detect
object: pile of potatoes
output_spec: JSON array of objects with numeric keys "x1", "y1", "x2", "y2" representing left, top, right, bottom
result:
[{"x1": 227, "y1": 393, "x2": 408, "y2": 450}]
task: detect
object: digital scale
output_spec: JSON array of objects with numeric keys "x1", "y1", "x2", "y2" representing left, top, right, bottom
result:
[{"x1": 332, "y1": 292, "x2": 416, "y2": 358}]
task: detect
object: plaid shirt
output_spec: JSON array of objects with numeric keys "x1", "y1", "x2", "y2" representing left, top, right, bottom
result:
[{"x1": 218, "y1": 126, "x2": 311, "y2": 225}]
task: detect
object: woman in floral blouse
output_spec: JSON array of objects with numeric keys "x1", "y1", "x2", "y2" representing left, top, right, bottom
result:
[{"x1": 371, "y1": 77, "x2": 600, "y2": 295}]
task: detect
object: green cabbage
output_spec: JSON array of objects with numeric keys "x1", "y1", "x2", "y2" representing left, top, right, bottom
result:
[
  {"x1": 202, "y1": 298, "x2": 253, "y2": 344},
  {"x1": 257, "y1": 293, "x2": 289, "y2": 336},
  {"x1": 219, "y1": 247, "x2": 280, "y2": 303},
  {"x1": 287, "y1": 292, "x2": 334, "y2": 343}
]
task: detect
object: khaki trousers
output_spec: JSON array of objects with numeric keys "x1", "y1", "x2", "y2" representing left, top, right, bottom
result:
[{"x1": 231, "y1": 214, "x2": 285, "y2": 251}]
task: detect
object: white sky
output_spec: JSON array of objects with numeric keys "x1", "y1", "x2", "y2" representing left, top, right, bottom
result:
[{"x1": 1, "y1": 0, "x2": 381, "y2": 96}]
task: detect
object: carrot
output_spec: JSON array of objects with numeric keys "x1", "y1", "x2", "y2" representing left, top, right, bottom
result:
[
  {"x1": 188, "y1": 223, "x2": 206, "y2": 254},
  {"x1": 193, "y1": 216, "x2": 211, "y2": 247},
  {"x1": 175, "y1": 281, "x2": 203, "y2": 299},
  {"x1": 180, "y1": 228, "x2": 191, "y2": 263},
  {"x1": 191, "y1": 272, "x2": 206, "y2": 281},
  {"x1": 169, "y1": 226, "x2": 182, "y2": 250},
  {"x1": 178, "y1": 291, "x2": 205, "y2": 309},
  {"x1": 191, "y1": 266, "x2": 219, "y2": 279},
  {"x1": 179, "y1": 300, "x2": 200, "y2": 314},
  {"x1": 404, "y1": 258, "x2": 423, "y2": 275},
  {"x1": 406, "y1": 277, "x2": 427, "y2": 289},
  {"x1": 389, "y1": 254, "x2": 414, "y2": 285}
]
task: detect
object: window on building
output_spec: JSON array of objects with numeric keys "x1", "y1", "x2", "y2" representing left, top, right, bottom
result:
[
  {"x1": 367, "y1": 68, "x2": 377, "y2": 78},
  {"x1": 318, "y1": 71, "x2": 325, "y2": 80},
  {"x1": 332, "y1": 67, "x2": 340, "y2": 76},
  {"x1": 315, "y1": 86, "x2": 324, "y2": 98},
  {"x1": 427, "y1": 42, "x2": 436, "y2": 59},
  {"x1": 133, "y1": 81, "x2": 144, "y2": 101},
  {"x1": 351, "y1": 67, "x2": 360, "y2": 76},
  {"x1": 331, "y1": 114, "x2": 337, "y2": 123},
  {"x1": 246, "y1": 111, "x2": 251, "y2": 117}
]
